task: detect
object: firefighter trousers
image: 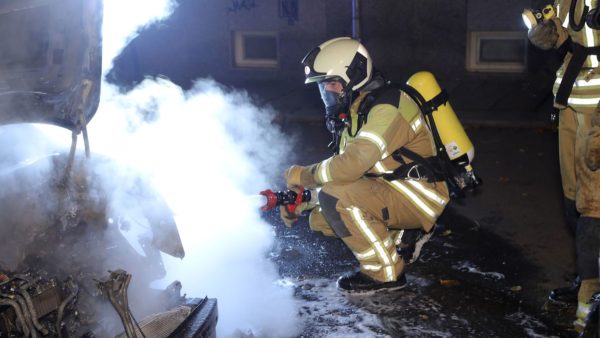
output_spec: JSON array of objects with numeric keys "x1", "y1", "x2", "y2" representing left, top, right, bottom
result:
[
  {"x1": 559, "y1": 106, "x2": 600, "y2": 303},
  {"x1": 308, "y1": 177, "x2": 425, "y2": 283}
]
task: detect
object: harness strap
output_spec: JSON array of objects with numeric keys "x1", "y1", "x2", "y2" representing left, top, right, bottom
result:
[
  {"x1": 358, "y1": 83, "x2": 462, "y2": 192},
  {"x1": 397, "y1": 84, "x2": 448, "y2": 116},
  {"x1": 393, "y1": 147, "x2": 441, "y2": 177},
  {"x1": 379, "y1": 147, "x2": 445, "y2": 182},
  {"x1": 356, "y1": 92, "x2": 375, "y2": 133},
  {"x1": 393, "y1": 84, "x2": 466, "y2": 195},
  {"x1": 555, "y1": 40, "x2": 600, "y2": 106}
]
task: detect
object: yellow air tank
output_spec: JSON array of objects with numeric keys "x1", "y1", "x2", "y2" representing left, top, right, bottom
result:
[{"x1": 407, "y1": 71, "x2": 475, "y2": 163}]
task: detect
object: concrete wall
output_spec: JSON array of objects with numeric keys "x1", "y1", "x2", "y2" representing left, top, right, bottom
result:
[
  {"x1": 111, "y1": 0, "x2": 327, "y2": 88},
  {"x1": 110, "y1": 0, "x2": 556, "y2": 114}
]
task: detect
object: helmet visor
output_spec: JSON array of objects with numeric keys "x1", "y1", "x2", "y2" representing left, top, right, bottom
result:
[
  {"x1": 317, "y1": 80, "x2": 350, "y2": 129},
  {"x1": 318, "y1": 82, "x2": 342, "y2": 109}
]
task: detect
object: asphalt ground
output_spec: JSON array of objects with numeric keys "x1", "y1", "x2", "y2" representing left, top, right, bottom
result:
[{"x1": 263, "y1": 119, "x2": 579, "y2": 337}]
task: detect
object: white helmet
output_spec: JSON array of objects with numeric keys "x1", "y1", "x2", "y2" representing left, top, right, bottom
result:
[{"x1": 301, "y1": 37, "x2": 373, "y2": 91}]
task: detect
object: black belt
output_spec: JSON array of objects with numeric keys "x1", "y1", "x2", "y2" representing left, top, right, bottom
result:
[
  {"x1": 383, "y1": 162, "x2": 446, "y2": 183},
  {"x1": 365, "y1": 149, "x2": 446, "y2": 183},
  {"x1": 365, "y1": 163, "x2": 445, "y2": 183}
]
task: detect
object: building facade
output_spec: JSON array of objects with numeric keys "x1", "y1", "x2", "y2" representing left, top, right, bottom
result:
[{"x1": 111, "y1": 0, "x2": 554, "y2": 115}]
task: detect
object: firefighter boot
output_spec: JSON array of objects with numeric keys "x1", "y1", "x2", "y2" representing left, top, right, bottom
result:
[
  {"x1": 548, "y1": 274, "x2": 580, "y2": 307},
  {"x1": 337, "y1": 271, "x2": 407, "y2": 294},
  {"x1": 573, "y1": 217, "x2": 600, "y2": 332},
  {"x1": 576, "y1": 292, "x2": 600, "y2": 336},
  {"x1": 547, "y1": 200, "x2": 581, "y2": 307}
]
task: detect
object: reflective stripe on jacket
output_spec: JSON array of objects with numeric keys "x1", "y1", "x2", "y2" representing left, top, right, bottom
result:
[{"x1": 311, "y1": 88, "x2": 449, "y2": 230}]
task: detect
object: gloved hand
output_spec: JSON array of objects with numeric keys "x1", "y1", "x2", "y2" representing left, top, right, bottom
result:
[
  {"x1": 585, "y1": 104, "x2": 600, "y2": 171},
  {"x1": 278, "y1": 186, "x2": 315, "y2": 227},
  {"x1": 528, "y1": 18, "x2": 567, "y2": 50},
  {"x1": 285, "y1": 165, "x2": 317, "y2": 188},
  {"x1": 279, "y1": 203, "x2": 311, "y2": 227}
]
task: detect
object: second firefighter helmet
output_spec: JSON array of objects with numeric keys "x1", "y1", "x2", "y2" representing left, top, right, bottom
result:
[{"x1": 301, "y1": 37, "x2": 372, "y2": 91}]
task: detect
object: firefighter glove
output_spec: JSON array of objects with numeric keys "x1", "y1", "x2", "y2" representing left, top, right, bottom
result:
[
  {"x1": 528, "y1": 19, "x2": 560, "y2": 50},
  {"x1": 285, "y1": 165, "x2": 317, "y2": 188},
  {"x1": 278, "y1": 201, "x2": 312, "y2": 228}
]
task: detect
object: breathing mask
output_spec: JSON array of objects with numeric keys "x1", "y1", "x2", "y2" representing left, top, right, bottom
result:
[{"x1": 318, "y1": 80, "x2": 351, "y2": 134}]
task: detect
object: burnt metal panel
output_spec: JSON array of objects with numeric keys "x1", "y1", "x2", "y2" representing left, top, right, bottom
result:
[{"x1": 0, "y1": 0, "x2": 103, "y2": 131}]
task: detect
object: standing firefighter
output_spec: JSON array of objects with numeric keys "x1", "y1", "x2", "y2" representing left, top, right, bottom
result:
[
  {"x1": 280, "y1": 37, "x2": 450, "y2": 293},
  {"x1": 525, "y1": 0, "x2": 600, "y2": 331}
]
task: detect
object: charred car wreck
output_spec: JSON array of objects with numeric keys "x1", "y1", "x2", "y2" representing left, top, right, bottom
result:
[{"x1": 0, "y1": 0, "x2": 217, "y2": 336}]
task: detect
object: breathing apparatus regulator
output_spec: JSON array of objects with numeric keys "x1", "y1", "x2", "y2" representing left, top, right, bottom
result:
[{"x1": 301, "y1": 37, "x2": 480, "y2": 198}]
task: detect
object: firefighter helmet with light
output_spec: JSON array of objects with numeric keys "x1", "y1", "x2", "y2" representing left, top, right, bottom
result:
[
  {"x1": 522, "y1": 4, "x2": 556, "y2": 29},
  {"x1": 301, "y1": 37, "x2": 373, "y2": 91}
]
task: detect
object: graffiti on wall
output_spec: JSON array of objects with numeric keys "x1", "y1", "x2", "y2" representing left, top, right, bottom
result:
[
  {"x1": 228, "y1": 0, "x2": 257, "y2": 12},
  {"x1": 228, "y1": 0, "x2": 298, "y2": 25},
  {"x1": 279, "y1": 0, "x2": 298, "y2": 25}
]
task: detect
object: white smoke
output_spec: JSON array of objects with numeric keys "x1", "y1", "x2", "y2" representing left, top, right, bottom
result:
[
  {"x1": 90, "y1": 79, "x2": 300, "y2": 337},
  {"x1": 92, "y1": 0, "x2": 301, "y2": 336},
  {"x1": 101, "y1": 0, "x2": 176, "y2": 74}
]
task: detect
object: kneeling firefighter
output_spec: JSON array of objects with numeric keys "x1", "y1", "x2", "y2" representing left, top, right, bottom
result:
[
  {"x1": 280, "y1": 37, "x2": 479, "y2": 293},
  {"x1": 524, "y1": 1, "x2": 600, "y2": 332}
]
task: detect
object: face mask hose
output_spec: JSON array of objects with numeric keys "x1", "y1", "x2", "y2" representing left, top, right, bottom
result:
[{"x1": 318, "y1": 82, "x2": 353, "y2": 153}]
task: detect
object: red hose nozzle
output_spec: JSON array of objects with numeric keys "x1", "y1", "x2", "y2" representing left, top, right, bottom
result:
[{"x1": 259, "y1": 189, "x2": 278, "y2": 211}]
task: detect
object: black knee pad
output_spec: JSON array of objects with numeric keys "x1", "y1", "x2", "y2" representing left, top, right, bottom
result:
[
  {"x1": 318, "y1": 190, "x2": 351, "y2": 238},
  {"x1": 564, "y1": 198, "x2": 580, "y2": 237},
  {"x1": 576, "y1": 216, "x2": 600, "y2": 279}
]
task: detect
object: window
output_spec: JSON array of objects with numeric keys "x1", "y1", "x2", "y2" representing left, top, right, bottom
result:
[
  {"x1": 466, "y1": 31, "x2": 527, "y2": 72},
  {"x1": 232, "y1": 31, "x2": 278, "y2": 68}
]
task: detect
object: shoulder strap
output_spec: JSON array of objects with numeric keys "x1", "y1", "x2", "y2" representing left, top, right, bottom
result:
[
  {"x1": 355, "y1": 82, "x2": 451, "y2": 158},
  {"x1": 357, "y1": 83, "x2": 448, "y2": 119},
  {"x1": 354, "y1": 85, "x2": 396, "y2": 134},
  {"x1": 363, "y1": 82, "x2": 466, "y2": 197}
]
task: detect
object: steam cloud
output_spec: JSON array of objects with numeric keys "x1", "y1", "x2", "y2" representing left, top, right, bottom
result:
[
  {"x1": 95, "y1": 0, "x2": 301, "y2": 336},
  {"x1": 91, "y1": 79, "x2": 300, "y2": 337},
  {"x1": 15, "y1": 0, "x2": 302, "y2": 336}
]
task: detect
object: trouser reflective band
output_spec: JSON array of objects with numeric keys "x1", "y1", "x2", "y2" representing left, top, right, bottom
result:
[
  {"x1": 362, "y1": 264, "x2": 383, "y2": 271},
  {"x1": 348, "y1": 206, "x2": 397, "y2": 282},
  {"x1": 388, "y1": 180, "x2": 436, "y2": 220},
  {"x1": 575, "y1": 301, "x2": 592, "y2": 331},
  {"x1": 576, "y1": 302, "x2": 591, "y2": 320},
  {"x1": 393, "y1": 230, "x2": 404, "y2": 246},
  {"x1": 355, "y1": 237, "x2": 395, "y2": 260},
  {"x1": 354, "y1": 251, "x2": 399, "y2": 274}
]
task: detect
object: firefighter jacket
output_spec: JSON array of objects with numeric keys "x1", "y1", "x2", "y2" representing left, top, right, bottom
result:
[
  {"x1": 306, "y1": 89, "x2": 450, "y2": 231},
  {"x1": 554, "y1": 0, "x2": 600, "y2": 108}
]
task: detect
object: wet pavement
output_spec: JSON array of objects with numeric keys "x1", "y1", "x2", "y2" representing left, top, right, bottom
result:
[{"x1": 264, "y1": 121, "x2": 579, "y2": 337}]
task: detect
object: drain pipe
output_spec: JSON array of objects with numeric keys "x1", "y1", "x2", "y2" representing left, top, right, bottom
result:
[{"x1": 352, "y1": 0, "x2": 361, "y2": 40}]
